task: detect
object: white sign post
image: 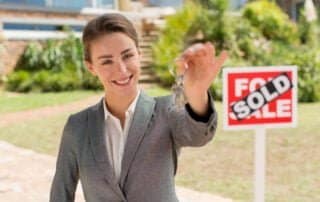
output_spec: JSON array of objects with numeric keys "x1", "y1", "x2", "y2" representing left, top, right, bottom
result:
[
  {"x1": 255, "y1": 127, "x2": 265, "y2": 202},
  {"x1": 223, "y1": 66, "x2": 298, "y2": 202}
]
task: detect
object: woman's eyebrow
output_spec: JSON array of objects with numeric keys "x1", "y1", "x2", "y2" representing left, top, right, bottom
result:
[
  {"x1": 97, "y1": 48, "x2": 132, "y2": 60},
  {"x1": 97, "y1": 54, "x2": 113, "y2": 60},
  {"x1": 121, "y1": 48, "x2": 132, "y2": 55}
]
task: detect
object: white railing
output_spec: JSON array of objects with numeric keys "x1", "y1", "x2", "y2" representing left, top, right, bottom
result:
[{"x1": 3, "y1": 30, "x2": 82, "y2": 40}]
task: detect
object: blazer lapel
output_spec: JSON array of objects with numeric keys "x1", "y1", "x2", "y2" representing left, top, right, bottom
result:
[
  {"x1": 88, "y1": 99, "x2": 124, "y2": 198},
  {"x1": 120, "y1": 92, "x2": 156, "y2": 188}
]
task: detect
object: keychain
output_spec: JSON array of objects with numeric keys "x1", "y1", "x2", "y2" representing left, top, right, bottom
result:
[{"x1": 170, "y1": 58, "x2": 188, "y2": 109}]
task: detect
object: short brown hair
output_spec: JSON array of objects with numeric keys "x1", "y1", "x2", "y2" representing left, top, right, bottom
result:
[{"x1": 82, "y1": 13, "x2": 139, "y2": 62}]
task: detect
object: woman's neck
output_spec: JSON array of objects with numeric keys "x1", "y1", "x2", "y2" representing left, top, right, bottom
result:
[{"x1": 104, "y1": 90, "x2": 138, "y2": 125}]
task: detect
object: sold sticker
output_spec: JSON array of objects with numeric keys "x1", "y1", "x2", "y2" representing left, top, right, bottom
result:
[{"x1": 223, "y1": 67, "x2": 297, "y2": 130}]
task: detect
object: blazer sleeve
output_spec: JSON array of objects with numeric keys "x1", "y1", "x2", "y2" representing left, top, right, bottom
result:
[
  {"x1": 168, "y1": 91, "x2": 218, "y2": 147},
  {"x1": 50, "y1": 115, "x2": 79, "y2": 202}
]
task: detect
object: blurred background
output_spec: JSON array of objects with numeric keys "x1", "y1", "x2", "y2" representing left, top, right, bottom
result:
[{"x1": 0, "y1": 0, "x2": 319, "y2": 201}]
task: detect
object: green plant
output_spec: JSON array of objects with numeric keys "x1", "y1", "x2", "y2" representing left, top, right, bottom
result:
[
  {"x1": 298, "y1": 9, "x2": 319, "y2": 47},
  {"x1": 191, "y1": 0, "x2": 231, "y2": 50},
  {"x1": 152, "y1": 2, "x2": 201, "y2": 86},
  {"x1": 16, "y1": 42, "x2": 43, "y2": 72},
  {"x1": 82, "y1": 71, "x2": 103, "y2": 90},
  {"x1": 5, "y1": 70, "x2": 33, "y2": 92},
  {"x1": 60, "y1": 34, "x2": 86, "y2": 78},
  {"x1": 288, "y1": 47, "x2": 320, "y2": 102},
  {"x1": 6, "y1": 34, "x2": 98, "y2": 92},
  {"x1": 242, "y1": 0, "x2": 299, "y2": 44}
]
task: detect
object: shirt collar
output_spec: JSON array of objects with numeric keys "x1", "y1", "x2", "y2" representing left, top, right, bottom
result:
[{"x1": 103, "y1": 90, "x2": 141, "y2": 121}]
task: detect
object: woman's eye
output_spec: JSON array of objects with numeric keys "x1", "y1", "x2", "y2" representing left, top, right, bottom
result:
[
  {"x1": 123, "y1": 53, "x2": 134, "y2": 60},
  {"x1": 102, "y1": 60, "x2": 113, "y2": 65}
]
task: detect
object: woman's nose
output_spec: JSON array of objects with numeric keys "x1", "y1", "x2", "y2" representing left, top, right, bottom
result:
[{"x1": 116, "y1": 60, "x2": 128, "y2": 73}]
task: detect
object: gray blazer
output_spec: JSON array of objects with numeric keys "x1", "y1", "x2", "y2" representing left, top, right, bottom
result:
[{"x1": 50, "y1": 91, "x2": 217, "y2": 202}]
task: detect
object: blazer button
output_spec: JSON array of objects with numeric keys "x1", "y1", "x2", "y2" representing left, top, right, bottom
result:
[{"x1": 209, "y1": 125, "x2": 215, "y2": 132}]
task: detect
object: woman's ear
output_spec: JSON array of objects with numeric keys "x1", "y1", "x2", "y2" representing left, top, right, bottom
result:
[{"x1": 85, "y1": 60, "x2": 97, "y2": 76}]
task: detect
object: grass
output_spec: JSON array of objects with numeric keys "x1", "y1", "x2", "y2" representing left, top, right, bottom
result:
[
  {"x1": 0, "y1": 112, "x2": 70, "y2": 155},
  {"x1": 0, "y1": 87, "x2": 319, "y2": 201},
  {"x1": 0, "y1": 86, "x2": 168, "y2": 114},
  {"x1": 0, "y1": 87, "x2": 170, "y2": 155},
  {"x1": 0, "y1": 90, "x2": 101, "y2": 114},
  {"x1": 145, "y1": 85, "x2": 171, "y2": 97},
  {"x1": 175, "y1": 102, "x2": 320, "y2": 202}
]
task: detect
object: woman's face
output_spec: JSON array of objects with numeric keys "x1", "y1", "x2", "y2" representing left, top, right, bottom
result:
[{"x1": 86, "y1": 32, "x2": 141, "y2": 99}]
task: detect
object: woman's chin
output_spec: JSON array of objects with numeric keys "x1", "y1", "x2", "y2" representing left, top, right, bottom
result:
[{"x1": 110, "y1": 80, "x2": 138, "y2": 97}]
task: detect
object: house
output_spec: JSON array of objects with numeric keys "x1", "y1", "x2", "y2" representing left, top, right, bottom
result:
[
  {"x1": 0, "y1": 0, "x2": 318, "y2": 76},
  {"x1": 0, "y1": 0, "x2": 175, "y2": 75}
]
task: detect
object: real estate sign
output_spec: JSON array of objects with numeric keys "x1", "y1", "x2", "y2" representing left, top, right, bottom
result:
[{"x1": 223, "y1": 66, "x2": 297, "y2": 130}]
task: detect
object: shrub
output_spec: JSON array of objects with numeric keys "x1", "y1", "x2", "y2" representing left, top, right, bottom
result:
[
  {"x1": 152, "y1": 2, "x2": 201, "y2": 86},
  {"x1": 40, "y1": 71, "x2": 82, "y2": 92},
  {"x1": 16, "y1": 42, "x2": 43, "y2": 72},
  {"x1": 82, "y1": 71, "x2": 103, "y2": 90},
  {"x1": 298, "y1": 9, "x2": 319, "y2": 47},
  {"x1": 6, "y1": 34, "x2": 98, "y2": 92},
  {"x1": 191, "y1": 0, "x2": 231, "y2": 50},
  {"x1": 287, "y1": 47, "x2": 320, "y2": 102},
  {"x1": 242, "y1": 0, "x2": 299, "y2": 44},
  {"x1": 6, "y1": 71, "x2": 33, "y2": 92}
]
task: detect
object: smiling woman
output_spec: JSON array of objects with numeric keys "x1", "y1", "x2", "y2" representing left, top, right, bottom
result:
[
  {"x1": 50, "y1": 13, "x2": 227, "y2": 202},
  {"x1": 85, "y1": 32, "x2": 141, "y2": 112}
]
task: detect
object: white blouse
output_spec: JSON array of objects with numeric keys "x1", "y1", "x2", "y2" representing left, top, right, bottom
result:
[{"x1": 103, "y1": 91, "x2": 140, "y2": 183}]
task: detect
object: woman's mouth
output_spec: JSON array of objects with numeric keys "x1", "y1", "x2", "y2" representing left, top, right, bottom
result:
[{"x1": 112, "y1": 75, "x2": 133, "y2": 86}]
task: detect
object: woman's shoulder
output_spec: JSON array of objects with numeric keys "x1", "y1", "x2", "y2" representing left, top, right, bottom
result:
[
  {"x1": 68, "y1": 98, "x2": 103, "y2": 122},
  {"x1": 154, "y1": 94, "x2": 173, "y2": 109}
]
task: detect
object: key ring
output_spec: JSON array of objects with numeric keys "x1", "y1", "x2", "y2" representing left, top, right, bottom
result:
[{"x1": 169, "y1": 57, "x2": 188, "y2": 79}]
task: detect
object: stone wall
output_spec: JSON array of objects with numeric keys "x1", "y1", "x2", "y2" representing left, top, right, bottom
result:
[{"x1": 0, "y1": 40, "x2": 28, "y2": 75}]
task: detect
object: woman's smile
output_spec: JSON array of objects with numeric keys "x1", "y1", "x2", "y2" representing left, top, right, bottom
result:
[{"x1": 112, "y1": 74, "x2": 134, "y2": 86}]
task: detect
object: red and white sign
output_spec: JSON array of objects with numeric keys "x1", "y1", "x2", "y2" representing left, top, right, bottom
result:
[{"x1": 223, "y1": 66, "x2": 297, "y2": 130}]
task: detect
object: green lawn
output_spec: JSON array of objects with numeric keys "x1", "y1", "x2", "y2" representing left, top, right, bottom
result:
[
  {"x1": 0, "y1": 112, "x2": 70, "y2": 155},
  {"x1": 0, "y1": 87, "x2": 170, "y2": 155},
  {"x1": 0, "y1": 87, "x2": 169, "y2": 114},
  {"x1": 176, "y1": 102, "x2": 320, "y2": 202},
  {"x1": 0, "y1": 88, "x2": 319, "y2": 201},
  {"x1": 0, "y1": 90, "x2": 101, "y2": 114}
]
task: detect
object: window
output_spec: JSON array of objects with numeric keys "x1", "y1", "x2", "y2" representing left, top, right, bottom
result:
[
  {"x1": 0, "y1": 0, "x2": 25, "y2": 3},
  {"x1": 0, "y1": 0, "x2": 115, "y2": 10},
  {"x1": 52, "y1": 0, "x2": 89, "y2": 9},
  {"x1": 3, "y1": 22, "x2": 84, "y2": 32},
  {"x1": 0, "y1": 0, "x2": 45, "y2": 6},
  {"x1": 27, "y1": 0, "x2": 45, "y2": 6},
  {"x1": 148, "y1": 0, "x2": 183, "y2": 7},
  {"x1": 96, "y1": 0, "x2": 114, "y2": 8}
]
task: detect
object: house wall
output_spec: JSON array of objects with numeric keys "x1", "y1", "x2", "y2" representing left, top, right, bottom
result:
[
  {"x1": 0, "y1": 8, "x2": 97, "y2": 75},
  {"x1": 0, "y1": 8, "x2": 144, "y2": 76}
]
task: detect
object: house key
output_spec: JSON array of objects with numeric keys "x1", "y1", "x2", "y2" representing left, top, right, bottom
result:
[{"x1": 170, "y1": 59, "x2": 188, "y2": 109}]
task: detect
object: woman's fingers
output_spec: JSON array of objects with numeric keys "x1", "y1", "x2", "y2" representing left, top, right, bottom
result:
[
  {"x1": 205, "y1": 42, "x2": 215, "y2": 61},
  {"x1": 214, "y1": 50, "x2": 228, "y2": 71},
  {"x1": 183, "y1": 43, "x2": 205, "y2": 58},
  {"x1": 174, "y1": 57, "x2": 188, "y2": 76},
  {"x1": 179, "y1": 42, "x2": 228, "y2": 77}
]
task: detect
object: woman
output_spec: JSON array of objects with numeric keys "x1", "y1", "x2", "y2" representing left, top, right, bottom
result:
[{"x1": 50, "y1": 13, "x2": 227, "y2": 202}]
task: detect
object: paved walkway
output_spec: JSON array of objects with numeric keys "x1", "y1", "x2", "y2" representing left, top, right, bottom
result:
[{"x1": 0, "y1": 141, "x2": 233, "y2": 202}]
